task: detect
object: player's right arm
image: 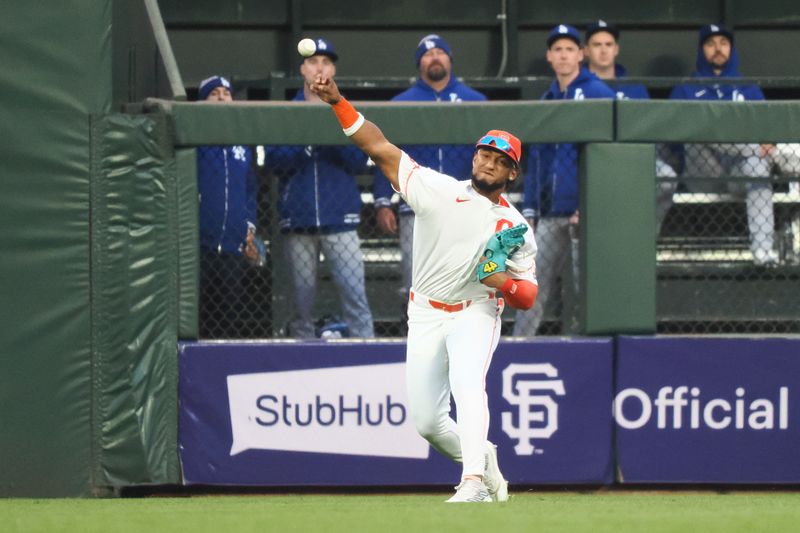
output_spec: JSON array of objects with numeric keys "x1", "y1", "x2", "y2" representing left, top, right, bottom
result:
[{"x1": 308, "y1": 74, "x2": 402, "y2": 190}]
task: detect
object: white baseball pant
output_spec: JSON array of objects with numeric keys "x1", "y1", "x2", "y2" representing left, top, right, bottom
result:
[{"x1": 405, "y1": 293, "x2": 504, "y2": 477}]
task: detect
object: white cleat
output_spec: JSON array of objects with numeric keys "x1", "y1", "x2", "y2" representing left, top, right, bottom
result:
[
  {"x1": 445, "y1": 479, "x2": 492, "y2": 503},
  {"x1": 483, "y1": 442, "x2": 509, "y2": 502}
]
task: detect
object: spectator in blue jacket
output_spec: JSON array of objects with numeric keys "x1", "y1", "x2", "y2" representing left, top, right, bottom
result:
[
  {"x1": 268, "y1": 38, "x2": 375, "y2": 338},
  {"x1": 196, "y1": 75, "x2": 263, "y2": 338},
  {"x1": 583, "y1": 20, "x2": 677, "y2": 232},
  {"x1": 513, "y1": 25, "x2": 615, "y2": 337},
  {"x1": 373, "y1": 35, "x2": 487, "y2": 305},
  {"x1": 583, "y1": 20, "x2": 648, "y2": 100},
  {"x1": 668, "y1": 24, "x2": 777, "y2": 265}
]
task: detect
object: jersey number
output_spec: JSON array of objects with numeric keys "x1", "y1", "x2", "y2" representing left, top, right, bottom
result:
[{"x1": 495, "y1": 218, "x2": 513, "y2": 232}]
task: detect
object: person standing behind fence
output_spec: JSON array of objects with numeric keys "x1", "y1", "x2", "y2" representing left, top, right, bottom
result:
[
  {"x1": 583, "y1": 20, "x2": 678, "y2": 233},
  {"x1": 196, "y1": 75, "x2": 263, "y2": 338},
  {"x1": 513, "y1": 25, "x2": 615, "y2": 337},
  {"x1": 373, "y1": 35, "x2": 487, "y2": 309},
  {"x1": 268, "y1": 38, "x2": 375, "y2": 338},
  {"x1": 669, "y1": 24, "x2": 778, "y2": 265}
]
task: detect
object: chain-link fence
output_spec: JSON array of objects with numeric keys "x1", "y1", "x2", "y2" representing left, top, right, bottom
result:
[
  {"x1": 656, "y1": 142, "x2": 800, "y2": 334},
  {"x1": 196, "y1": 139, "x2": 800, "y2": 340}
]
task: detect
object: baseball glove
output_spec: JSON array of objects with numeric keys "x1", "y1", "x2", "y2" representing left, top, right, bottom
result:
[{"x1": 476, "y1": 224, "x2": 528, "y2": 281}]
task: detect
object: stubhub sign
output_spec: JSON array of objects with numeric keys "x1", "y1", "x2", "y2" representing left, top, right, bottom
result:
[
  {"x1": 179, "y1": 339, "x2": 614, "y2": 486},
  {"x1": 227, "y1": 364, "x2": 428, "y2": 458}
]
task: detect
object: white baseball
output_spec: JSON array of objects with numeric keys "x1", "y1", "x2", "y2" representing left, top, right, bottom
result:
[{"x1": 297, "y1": 38, "x2": 317, "y2": 57}]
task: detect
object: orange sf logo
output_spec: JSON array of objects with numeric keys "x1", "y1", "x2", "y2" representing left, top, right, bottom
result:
[{"x1": 495, "y1": 218, "x2": 513, "y2": 232}]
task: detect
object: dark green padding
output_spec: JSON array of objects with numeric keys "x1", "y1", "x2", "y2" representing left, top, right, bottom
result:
[
  {"x1": 617, "y1": 100, "x2": 800, "y2": 143},
  {"x1": 155, "y1": 99, "x2": 614, "y2": 146},
  {"x1": 90, "y1": 114, "x2": 180, "y2": 489},
  {"x1": 581, "y1": 144, "x2": 656, "y2": 335},
  {"x1": 0, "y1": 0, "x2": 112, "y2": 497},
  {"x1": 176, "y1": 148, "x2": 200, "y2": 339}
]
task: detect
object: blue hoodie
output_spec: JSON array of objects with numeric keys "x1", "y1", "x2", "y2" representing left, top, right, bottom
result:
[
  {"x1": 668, "y1": 30, "x2": 765, "y2": 174},
  {"x1": 197, "y1": 145, "x2": 257, "y2": 254},
  {"x1": 522, "y1": 67, "x2": 615, "y2": 218},
  {"x1": 669, "y1": 30, "x2": 764, "y2": 102},
  {"x1": 373, "y1": 76, "x2": 487, "y2": 214},
  {"x1": 608, "y1": 63, "x2": 650, "y2": 100},
  {"x1": 267, "y1": 90, "x2": 369, "y2": 233}
]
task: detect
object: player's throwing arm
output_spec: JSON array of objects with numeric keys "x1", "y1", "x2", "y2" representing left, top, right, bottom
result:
[{"x1": 308, "y1": 75, "x2": 402, "y2": 188}]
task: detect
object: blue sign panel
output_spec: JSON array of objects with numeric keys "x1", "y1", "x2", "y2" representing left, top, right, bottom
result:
[
  {"x1": 616, "y1": 336, "x2": 800, "y2": 483},
  {"x1": 179, "y1": 339, "x2": 613, "y2": 486}
]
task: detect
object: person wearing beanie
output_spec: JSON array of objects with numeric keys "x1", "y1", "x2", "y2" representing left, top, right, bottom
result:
[
  {"x1": 372, "y1": 34, "x2": 487, "y2": 319},
  {"x1": 266, "y1": 38, "x2": 375, "y2": 339},
  {"x1": 195, "y1": 75, "x2": 264, "y2": 339},
  {"x1": 668, "y1": 24, "x2": 778, "y2": 265},
  {"x1": 513, "y1": 24, "x2": 615, "y2": 337}
]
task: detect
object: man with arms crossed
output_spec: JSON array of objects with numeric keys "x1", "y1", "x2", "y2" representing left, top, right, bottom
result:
[{"x1": 308, "y1": 72, "x2": 538, "y2": 503}]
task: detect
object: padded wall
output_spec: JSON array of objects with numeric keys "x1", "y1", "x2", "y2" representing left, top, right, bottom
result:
[
  {"x1": 90, "y1": 114, "x2": 180, "y2": 487},
  {"x1": 0, "y1": 1, "x2": 111, "y2": 496}
]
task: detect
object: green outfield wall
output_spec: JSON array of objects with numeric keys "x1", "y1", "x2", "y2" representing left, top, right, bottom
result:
[{"x1": 0, "y1": 2, "x2": 179, "y2": 497}]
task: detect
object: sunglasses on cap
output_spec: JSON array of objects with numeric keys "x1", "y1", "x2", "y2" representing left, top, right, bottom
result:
[{"x1": 476, "y1": 135, "x2": 519, "y2": 165}]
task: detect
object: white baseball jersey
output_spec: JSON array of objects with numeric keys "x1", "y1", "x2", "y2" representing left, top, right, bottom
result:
[{"x1": 394, "y1": 151, "x2": 537, "y2": 303}]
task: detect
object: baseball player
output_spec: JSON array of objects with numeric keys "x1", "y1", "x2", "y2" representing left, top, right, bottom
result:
[
  {"x1": 307, "y1": 73, "x2": 538, "y2": 503},
  {"x1": 372, "y1": 35, "x2": 487, "y2": 312}
]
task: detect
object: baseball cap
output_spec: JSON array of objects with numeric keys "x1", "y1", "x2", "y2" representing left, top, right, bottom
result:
[
  {"x1": 415, "y1": 34, "x2": 453, "y2": 66},
  {"x1": 198, "y1": 75, "x2": 232, "y2": 101},
  {"x1": 699, "y1": 23, "x2": 734, "y2": 46},
  {"x1": 547, "y1": 24, "x2": 581, "y2": 48},
  {"x1": 475, "y1": 130, "x2": 521, "y2": 167},
  {"x1": 307, "y1": 37, "x2": 338, "y2": 62},
  {"x1": 585, "y1": 20, "x2": 620, "y2": 42}
]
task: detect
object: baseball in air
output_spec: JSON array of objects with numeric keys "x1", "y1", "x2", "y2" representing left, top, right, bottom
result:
[{"x1": 297, "y1": 38, "x2": 317, "y2": 57}]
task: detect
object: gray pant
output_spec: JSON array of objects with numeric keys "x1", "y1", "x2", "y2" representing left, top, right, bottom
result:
[
  {"x1": 285, "y1": 230, "x2": 374, "y2": 338},
  {"x1": 512, "y1": 217, "x2": 579, "y2": 337},
  {"x1": 671, "y1": 144, "x2": 776, "y2": 259}
]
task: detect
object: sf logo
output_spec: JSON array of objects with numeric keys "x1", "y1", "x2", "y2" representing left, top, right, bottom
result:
[{"x1": 501, "y1": 363, "x2": 566, "y2": 455}]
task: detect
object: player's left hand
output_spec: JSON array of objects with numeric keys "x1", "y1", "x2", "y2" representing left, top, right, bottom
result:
[
  {"x1": 476, "y1": 224, "x2": 528, "y2": 282},
  {"x1": 495, "y1": 224, "x2": 528, "y2": 255}
]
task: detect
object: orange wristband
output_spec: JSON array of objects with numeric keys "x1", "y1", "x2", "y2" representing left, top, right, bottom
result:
[{"x1": 332, "y1": 98, "x2": 365, "y2": 136}]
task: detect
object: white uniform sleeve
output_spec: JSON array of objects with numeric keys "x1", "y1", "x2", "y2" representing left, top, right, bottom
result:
[
  {"x1": 504, "y1": 232, "x2": 537, "y2": 285},
  {"x1": 395, "y1": 151, "x2": 455, "y2": 217}
]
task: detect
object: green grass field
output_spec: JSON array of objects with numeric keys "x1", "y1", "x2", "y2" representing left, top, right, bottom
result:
[{"x1": 3, "y1": 492, "x2": 799, "y2": 533}]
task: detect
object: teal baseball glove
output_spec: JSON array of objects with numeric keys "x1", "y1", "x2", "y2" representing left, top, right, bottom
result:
[{"x1": 476, "y1": 224, "x2": 528, "y2": 281}]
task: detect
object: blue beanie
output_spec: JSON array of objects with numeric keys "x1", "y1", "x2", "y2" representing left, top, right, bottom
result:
[
  {"x1": 198, "y1": 75, "x2": 232, "y2": 101},
  {"x1": 415, "y1": 34, "x2": 453, "y2": 66}
]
